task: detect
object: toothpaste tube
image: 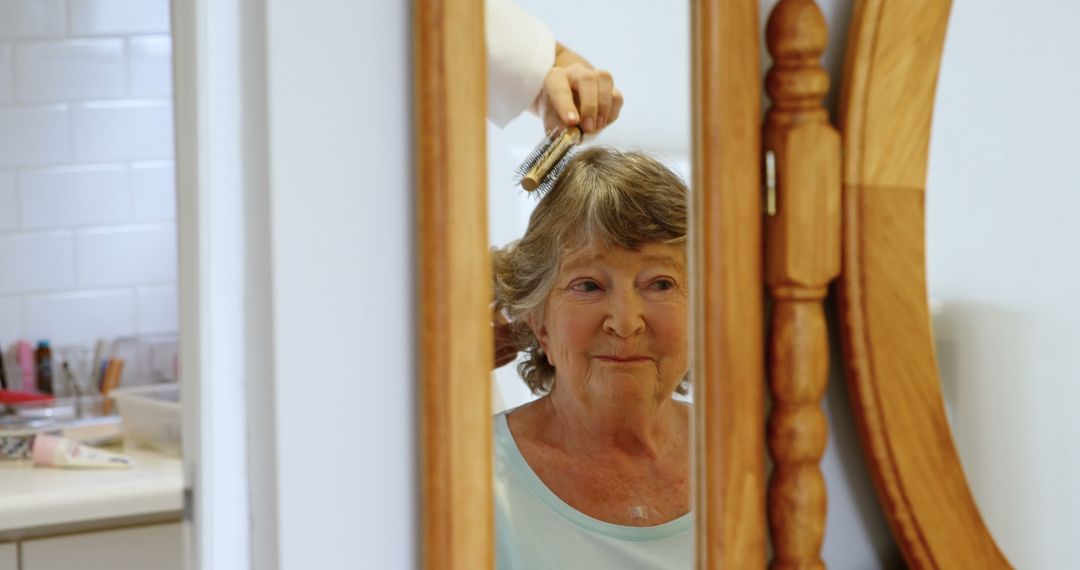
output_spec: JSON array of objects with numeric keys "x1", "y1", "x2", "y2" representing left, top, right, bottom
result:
[{"x1": 32, "y1": 434, "x2": 133, "y2": 469}]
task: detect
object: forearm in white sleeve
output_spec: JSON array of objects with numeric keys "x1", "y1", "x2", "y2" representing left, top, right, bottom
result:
[{"x1": 486, "y1": 0, "x2": 556, "y2": 127}]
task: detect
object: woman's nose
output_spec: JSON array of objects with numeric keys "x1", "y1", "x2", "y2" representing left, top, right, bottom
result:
[{"x1": 603, "y1": 290, "x2": 646, "y2": 337}]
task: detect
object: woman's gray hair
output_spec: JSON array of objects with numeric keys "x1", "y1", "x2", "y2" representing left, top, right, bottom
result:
[{"x1": 491, "y1": 146, "x2": 688, "y2": 395}]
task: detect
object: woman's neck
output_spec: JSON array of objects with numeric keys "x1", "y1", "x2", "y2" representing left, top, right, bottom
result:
[{"x1": 528, "y1": 386, "x2": 686, "y2": 459}]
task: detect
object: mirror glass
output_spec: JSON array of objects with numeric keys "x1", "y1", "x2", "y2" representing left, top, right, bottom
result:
[
  {"x1": 926, "y1": 1, "x2": 1080, "y2": 566},
  {"x1": 486, "y1": 0, "x2": 692, "y2": 566}
]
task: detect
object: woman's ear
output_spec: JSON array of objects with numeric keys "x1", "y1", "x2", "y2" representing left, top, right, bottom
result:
[{"x1": 527, "y1": 313, "x2": 548, "y2": 354}]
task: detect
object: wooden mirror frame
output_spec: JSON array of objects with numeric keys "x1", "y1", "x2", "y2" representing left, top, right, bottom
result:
[
  {"x1": 837, "y1": 0, "x2": 1011, "y2": 567},
  {"x1": 414, "y1": 0, "x2": 766, "y2": 567}
]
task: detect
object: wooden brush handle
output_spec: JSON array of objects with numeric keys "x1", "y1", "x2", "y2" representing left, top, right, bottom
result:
[
  {"x1": 522, "y1": 126, "x2": 581, "y2": 191},
  {"x1": 100, "y1": 358, "x2": 125, "y2": 414}
]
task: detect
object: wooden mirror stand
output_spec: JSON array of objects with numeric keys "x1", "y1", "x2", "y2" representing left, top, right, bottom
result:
[
  {"x1": 413, "y1": 0, "x2": 1012, "y2": 567},
  {"x1": 838, "y1": 0, "x2": 1010, "y2": 567}
]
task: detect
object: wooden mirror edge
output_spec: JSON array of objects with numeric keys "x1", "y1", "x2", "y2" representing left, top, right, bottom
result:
[
  {"x1": 416, "y1": 0, "x2": 493, "y2": 568},
  {"x1": 692, "y1": 0, "x2": 767, "y2": 568},
  {"x1": 837, "y1": 0, "x2": 1011, "y2": 567},
  {"x1": 415, "y1": 0, "x2": 766, "y2": 568}
]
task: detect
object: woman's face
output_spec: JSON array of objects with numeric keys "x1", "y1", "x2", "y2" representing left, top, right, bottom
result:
[{"x1": 532, "y1": 240, "x2": 689, "y2": 410}]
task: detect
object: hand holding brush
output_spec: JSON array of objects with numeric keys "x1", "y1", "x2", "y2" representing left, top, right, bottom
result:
[{"x1": 519, "y1": 45, "x2": 622, "y2": 194}]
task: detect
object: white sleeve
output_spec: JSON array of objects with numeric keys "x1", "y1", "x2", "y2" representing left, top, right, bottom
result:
[{"x1": 486, "y1": 0, "x2": 556, "y2": 127}]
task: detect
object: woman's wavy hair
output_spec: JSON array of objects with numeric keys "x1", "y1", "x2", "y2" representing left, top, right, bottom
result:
[{"x1": 491, "y1": 146, "x2": 688, "y2": 395}]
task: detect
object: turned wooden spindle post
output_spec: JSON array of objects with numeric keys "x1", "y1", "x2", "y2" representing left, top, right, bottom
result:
[{"x1": 763, "y1": 1, "x2": 841, "y2": 569}]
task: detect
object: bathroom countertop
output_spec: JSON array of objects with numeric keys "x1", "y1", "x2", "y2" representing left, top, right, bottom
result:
[{"x1": 0, "y1": 447, "x2": 183, "y2": 536}]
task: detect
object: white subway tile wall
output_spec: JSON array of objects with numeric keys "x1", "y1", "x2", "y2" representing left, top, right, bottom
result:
[
  {"x1": 0, "y1": 45, "x2": 12, "y2": 101},
  {"x1": 127, "y1": 36, "x2": 170, "y2": 97},
  {"x1": 19, "y1": 165, "x2": 129, "y2": 227},
  {"x1": 0, "y1": 296, "x2": 20, "y2": 341},
  {"x1": 76, "y1": 224, "x2": 176, "y2": 288},
  {"x1": 71, "y1": 100, "x2": 174, "y2": 162},
  {"x1": 135, "y1": 284, "x2": 176, "y2": 334},
  {"x1": 0, "y1": 230, "x2": 75, "y2": 294},
  {"x1": 24, "y1": 289, "x2": 135, "y2": 346},
  {"x1": 0, "y1": 1, "x2": 67, "y2": 39},
  {"x1": 0, "y1": 0, "x2": 175, "y2": 349},
  {"x1": 15, "y1": 39, "x2": 126, "y2": 101},
  {"x1": 0, "y1": 171, "x2": 15, "y2": 229},
  {"x1": 68, "y1": 0, "x2": 169, "y2": 36},
  {"x1": 0, "y1": 104, "x2": 69, "y2": 166},
  {"x1": 130, "y1": 161, "x2": 174, "y2": 222}
]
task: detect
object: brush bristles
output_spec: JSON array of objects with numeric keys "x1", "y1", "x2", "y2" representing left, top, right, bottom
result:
[
  {"x1": 514, "y1": 127, "x2": 578, "y2": 196},
  {"x1": 530, "y1": 151, "x2": 573, "y2": 196},
  {"x1": 514, "y1": 128, "x2": 559, "y2": 181}
]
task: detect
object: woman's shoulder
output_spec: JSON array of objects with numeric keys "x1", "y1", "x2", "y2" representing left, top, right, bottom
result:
[
  {"x1": 496, "y1": 398, "x2": 546, "y2": 437},
  {"x1": 493, "y1": 399, "x2": 538, "y2": 449}
]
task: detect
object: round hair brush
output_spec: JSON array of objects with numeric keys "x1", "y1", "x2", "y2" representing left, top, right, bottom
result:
[{"x1": 516, "y1": 126, "x2": 582, "y2": 195}]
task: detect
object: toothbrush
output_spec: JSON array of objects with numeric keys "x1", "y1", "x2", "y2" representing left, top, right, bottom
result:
[
  {"x1": 16, "y1": 340, "x2": 35, "y2": 392},
  {"x1": 0, "y1": 344, "x2": 7, "y2": 390},
  {"x1": 91, "y1": 338, "x2": 109, "y2": 392}
]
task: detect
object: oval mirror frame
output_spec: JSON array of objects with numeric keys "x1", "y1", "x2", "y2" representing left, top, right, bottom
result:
[{"x1": 837, "y1": 0, "x2": 1010, "y2": 567}]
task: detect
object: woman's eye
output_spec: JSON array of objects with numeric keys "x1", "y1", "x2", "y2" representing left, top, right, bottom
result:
[
  {"x1": 571, "y1": 280, "x2": 601, "y2": 292},
  {"x1": 650, "y1": 279, "x2": 676, "y2": 291}
]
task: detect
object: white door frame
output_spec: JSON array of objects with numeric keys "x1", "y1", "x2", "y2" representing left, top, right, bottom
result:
[{"x1": 173, "y1": 0, "x2": 276, "y2": 568}]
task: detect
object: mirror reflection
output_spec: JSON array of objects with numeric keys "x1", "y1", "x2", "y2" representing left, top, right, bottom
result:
[
  {"x1": 926, "y1": 0, "x2": 1080, "y2": 567},
  {"x1": 486, "y1": 0, "x2": 692, "y2": 567}
]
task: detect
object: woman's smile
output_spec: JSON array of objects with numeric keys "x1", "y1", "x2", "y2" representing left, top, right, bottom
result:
[{"x1": 592, "y1": 354, "x2": 653, "y2": 365}]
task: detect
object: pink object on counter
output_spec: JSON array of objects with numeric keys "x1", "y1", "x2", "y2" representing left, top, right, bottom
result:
[
  {"x1": 30, "y1": 434, "x2": 62, "y2": 466},
  {"x1": 32, "y1": 434, "x2": 133, "y2": 469},
  {"x1": 15, "y1": 340, "x2": 34, "y2": 392}
]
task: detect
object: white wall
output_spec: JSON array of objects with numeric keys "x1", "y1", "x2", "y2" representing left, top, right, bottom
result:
[
  {"x1": 0, "y1": 0, "x2": 177, "y2": 384},
  {"x1": 926, "y1": 0, "x2": 1080, "y2": 567},
  {"x1": 263, "y1": 1, "x2": 415, "y2": 569},
  {"x1": 178, "y1": 1, "x2": 417, "y2": 567}
]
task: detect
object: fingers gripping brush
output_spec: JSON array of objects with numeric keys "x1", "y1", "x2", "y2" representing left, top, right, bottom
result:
[{"x1": 516, "y1": 126, "x2": 582, "y2": 195}]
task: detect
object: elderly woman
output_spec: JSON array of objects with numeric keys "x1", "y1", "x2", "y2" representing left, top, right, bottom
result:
[{"x1": 491, "y1": 147, "x2": 691, "y2": 569}]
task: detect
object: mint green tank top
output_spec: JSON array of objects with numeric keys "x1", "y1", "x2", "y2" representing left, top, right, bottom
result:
[{"x1": 494, "y1": 412, "x2": 693, "y2": 569}]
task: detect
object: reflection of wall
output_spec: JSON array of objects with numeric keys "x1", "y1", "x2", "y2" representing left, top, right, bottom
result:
[
  {"x1": 926, "y1": 0, "x2": 1080, "y2": 566},
  {"x1": 0, "y1": 0, "x2": 176, "y2": 352}
]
